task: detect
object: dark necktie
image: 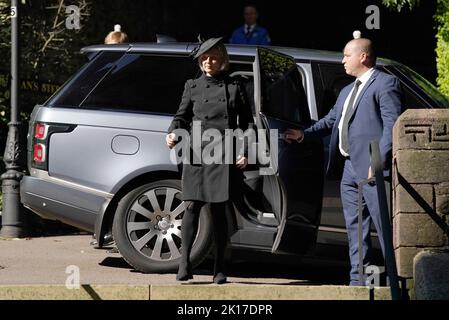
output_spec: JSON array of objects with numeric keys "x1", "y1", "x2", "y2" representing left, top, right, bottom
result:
[
  {"x1": 341, "y1": 80, "x2": 362, "y2": 155},
  {"x1": 245, "y1": 25, "x2": 253, "y2": 38}
]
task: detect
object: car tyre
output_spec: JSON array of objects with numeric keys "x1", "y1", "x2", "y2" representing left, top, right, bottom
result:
[{"x1": 112, "y1": 179, "x2": 213, "y2": 273}]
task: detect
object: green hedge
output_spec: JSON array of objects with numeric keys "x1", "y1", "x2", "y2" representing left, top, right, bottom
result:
[
  {"x1": 382, "y1": 0, "x2": 421, "y2": 11},
  {"x1": 436, "y1": 0, "x2": 449, "y2": 98}
]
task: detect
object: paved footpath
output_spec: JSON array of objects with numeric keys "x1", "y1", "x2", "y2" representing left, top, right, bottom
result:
[{"x1": 0, "y1": 234, "x2": 391, "y2": 300}]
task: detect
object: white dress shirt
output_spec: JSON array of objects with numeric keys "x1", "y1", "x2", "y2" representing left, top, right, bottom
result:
[
  {"x1": 244, "y1": 24, "x2": 256, "y2": 36},
  {"x1": 338, "y1": 68, "x2": 375, "y2": 157}
]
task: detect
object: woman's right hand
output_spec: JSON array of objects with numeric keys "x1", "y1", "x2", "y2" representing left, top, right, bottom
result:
[{"x1": 166, "y1": 133, "x2": 177, "y2": 149}]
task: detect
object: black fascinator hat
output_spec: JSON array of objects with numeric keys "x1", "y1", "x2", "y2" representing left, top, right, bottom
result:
[{"x1": 190, "y1": 35, "x2": 224, "y2": 59}]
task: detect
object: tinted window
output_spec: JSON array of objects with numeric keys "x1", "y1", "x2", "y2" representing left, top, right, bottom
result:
[
  {"x1": 314, "y1": 63, "x2": 432, "y2": 114},
  {"x1": 312, "y1": 62, "x2": 353, "y2": 119},
  {"x1": 47, "y1": 51, "x2": 124, "y2": 107},
  {"x1": 229, "y1": 62, "x2": 255, "y2": 114},
  {"x1": 385, "y1": 64, "x2": 449, "y2": 109},
  {"x1": 257, "y1": 47, "x2": 310, "y2": 125},
  {"x1": 80, "y1": 54, "x2": 198, "y2": 115},
  {"x1": 398, "y1": 82, "x2": 429, "y2": 110}
]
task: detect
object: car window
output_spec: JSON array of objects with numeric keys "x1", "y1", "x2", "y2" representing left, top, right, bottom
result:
[
  {"x1": 397, "y1": 81, "x2": 430, "y2": 110},
  {"x1": 229, "y1": 62, "x2": 256, "y2": 115},
  {"x1": 385, "y1": 64, "x2": 449, "y2": 109},
  {"x1": 80, "y1": 54, "x2": 198, "y2": 115},
  {"x1": 312, "y1": 62, "x2": 353, "y2": 119},
  {"x1": 258, "y1": 48, "x2": 310, "y2": 126},
  {"x1": 312, "y1": 62, "x2": 433, "y2": 116},
  {"x1": 46, "y1": 51, "x2": 124, "y2": 108}
]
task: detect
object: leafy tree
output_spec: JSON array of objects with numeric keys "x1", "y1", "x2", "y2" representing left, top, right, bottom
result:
[
  {"x1": 382, "y1": 0, "x2": 421, "y2": 11},
  {"x1": 382, "y1": 0, "x2": 449, "y2": 98},
  {"x1": 0, "y1": 1, "x2": 10, "y2": 126},
  {"x1": 0, "y1": 0, "x2": 91, "y2": 114},
  {"x1": 435, "y1": 0, "x2": 449, "y2": 96},
  {"x1": 0, "y1": 0, "x2": 92, "y2": 156},
  {"x1": 0, "y1": 0, "x2": 92, "y2": 213}
]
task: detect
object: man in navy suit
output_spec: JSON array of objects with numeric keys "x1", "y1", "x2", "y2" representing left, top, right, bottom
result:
[
  {"x1": 284, "y1": 38, "x2": 402, "y2": 285},
  {"x1": 229, "y1": 5, "x2": 271, "y2": 45}
]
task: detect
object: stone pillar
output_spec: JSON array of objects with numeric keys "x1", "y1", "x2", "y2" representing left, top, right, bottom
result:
[{"x1": 392, "y1": 109, "x2": 449, "y2": 279}]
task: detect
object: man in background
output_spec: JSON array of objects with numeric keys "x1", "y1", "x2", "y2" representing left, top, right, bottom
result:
[{"x1": 229, "y1": 5, "x2": 271, "y2": 45}]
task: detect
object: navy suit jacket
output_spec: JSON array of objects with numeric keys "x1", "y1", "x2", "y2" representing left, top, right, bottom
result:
[
  {"x1": 304, "y1": 68, "x2": 402, "y2": 180},
  {"x1": 229, "y1": 25, "x2": 271, "y2": 45}
]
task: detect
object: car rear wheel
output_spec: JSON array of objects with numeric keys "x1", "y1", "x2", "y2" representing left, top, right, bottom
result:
[{"x1": 112, "y1": 179, "x2": 213, "y2": 273}]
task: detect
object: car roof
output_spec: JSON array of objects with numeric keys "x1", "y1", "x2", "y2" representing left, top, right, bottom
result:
[{"x1": 80, "y1": 42, "x2": 394, "y2": 66}]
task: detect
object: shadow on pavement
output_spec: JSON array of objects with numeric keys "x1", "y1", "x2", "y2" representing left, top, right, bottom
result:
[
  {"x1": 21, "y1": 208, "x2": 83, "y2": 237},
  {"x1": 99, "y1": 257, "x2": 133, "y2": 269},
  {"x1": 224, "y1": 261, "x2": 348, "y2": 285},
  {"x1": 98, "y1": 253, "x2": 350, "y2": 285}
]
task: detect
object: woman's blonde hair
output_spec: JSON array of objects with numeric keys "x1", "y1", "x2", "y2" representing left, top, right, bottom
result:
[
  {"x1": 198, "y1": 43, "x2": 230, "y2": 73},
  {"x1": 104, "y1": 24, "x2": 129, "y2": 44}
]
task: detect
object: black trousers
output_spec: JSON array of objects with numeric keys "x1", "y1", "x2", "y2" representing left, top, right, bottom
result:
[{"x1": 180, "y1": 200, "x2": 228, "y2": 275}]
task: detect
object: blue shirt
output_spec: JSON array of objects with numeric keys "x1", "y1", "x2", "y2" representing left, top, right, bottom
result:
[{"x1": 229, "y1": 24, "x2": 271, "y2": 45}]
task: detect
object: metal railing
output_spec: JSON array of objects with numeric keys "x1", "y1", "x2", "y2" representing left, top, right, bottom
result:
[{"x1": 357, "y1": 140, "x2": 401, "y2": 300}]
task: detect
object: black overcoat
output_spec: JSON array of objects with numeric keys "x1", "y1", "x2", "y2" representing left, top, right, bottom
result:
[{"x1": 168, "y1": 73, "x2": 253, "y2": 202}]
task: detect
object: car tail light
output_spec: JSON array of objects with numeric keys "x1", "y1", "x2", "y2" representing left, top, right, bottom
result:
[
  {"x1": 30, "y1": 122, "x2": 75, "y2": 171},
  {"x1": 35, "y1": 123, "x2": 47, "y2": 140},
  {"x1": 32, "y1": 122, "x2": 48, "y2": 167},
  {"x1": 33, "y1": 143, "x2": 46, "y2": 163}
]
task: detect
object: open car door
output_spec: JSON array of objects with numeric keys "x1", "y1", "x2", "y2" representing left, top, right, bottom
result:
[{"x1": 253, "y1": 47, "x2": 324, "y2": 254}]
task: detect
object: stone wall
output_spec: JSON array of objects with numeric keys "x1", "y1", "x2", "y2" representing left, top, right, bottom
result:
[{"x1": 392, "y1": 109, "x2": 449, "y2": 279}]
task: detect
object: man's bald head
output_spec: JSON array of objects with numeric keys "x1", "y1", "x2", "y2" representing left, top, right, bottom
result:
[
  {"x1": 345, "y1": 38, "x2": 376, "y2": 67},
  {"x1": 342, "y1": 38, "x2": 377, "y2": 77}
]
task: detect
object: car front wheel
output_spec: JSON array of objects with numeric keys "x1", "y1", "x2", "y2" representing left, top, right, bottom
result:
[{"x1": 112, "y1": 179, "x2": 213, "y2": 273}]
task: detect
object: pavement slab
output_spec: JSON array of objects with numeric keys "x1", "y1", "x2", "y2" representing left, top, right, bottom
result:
[{"x1": 0, "y1": 234, "x2": 392, "y2": 300}]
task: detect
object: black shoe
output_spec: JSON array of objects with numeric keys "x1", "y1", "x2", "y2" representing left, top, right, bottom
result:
[
  {"x1": 90, "y1": 233, "x2": 114, "y2": 247},
  {"x1": 176, "y1": 266, "x2": 193, "y2": 281},
  {"x1": 213, "y1": 272, "x2": 227, "y2": 284},
  {"x1": 103, "y1": 232, "x2": 114, "y2": 246}
]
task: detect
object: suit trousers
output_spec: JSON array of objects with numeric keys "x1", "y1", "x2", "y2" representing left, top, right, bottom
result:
[{"x1": 340, "y1": 159, "x2": 386, "y2": 286}]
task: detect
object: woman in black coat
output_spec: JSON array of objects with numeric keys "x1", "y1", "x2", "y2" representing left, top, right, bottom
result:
[{"x1": 166, "y1": 37, "x2": 253, "y2": 284}]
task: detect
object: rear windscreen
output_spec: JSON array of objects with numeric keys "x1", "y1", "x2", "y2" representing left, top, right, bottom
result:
[{"x1": 46, "y1": 51, "x2": 124, "y2": 108}]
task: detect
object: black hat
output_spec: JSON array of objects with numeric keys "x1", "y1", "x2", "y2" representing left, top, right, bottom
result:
[{"x1": 190, "y1": 37, "x2": 224, "y2": 59}]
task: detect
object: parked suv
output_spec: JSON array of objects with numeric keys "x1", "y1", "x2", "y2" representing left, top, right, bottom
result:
[{"x1": 21, "y1": 43, "x2": 449, "y2": 273}]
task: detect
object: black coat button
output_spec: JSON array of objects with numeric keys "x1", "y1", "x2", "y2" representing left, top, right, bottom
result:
[
  {"x1": 205, "y1": 84, "x2": 210, "y2": 88},
  {"x1": 204, "y1": 99, "x2": 208, "y2": 103},
  {"x1": 205, "y1": 116, "x2": 209, "y2": 119}
]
